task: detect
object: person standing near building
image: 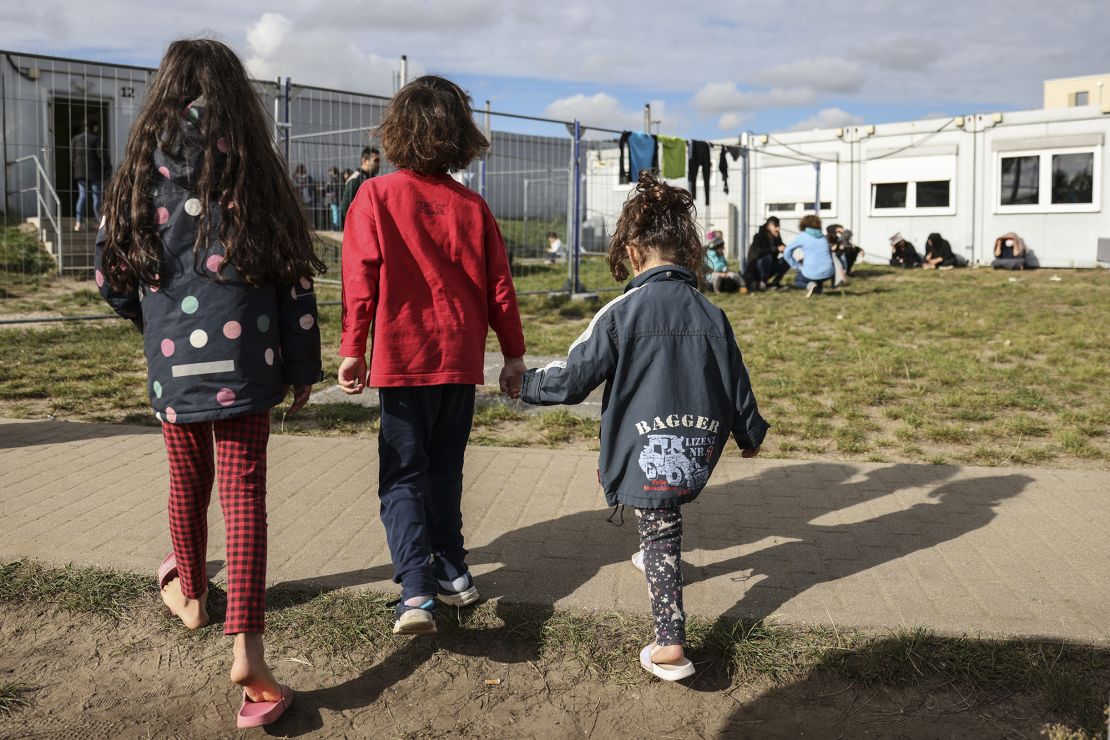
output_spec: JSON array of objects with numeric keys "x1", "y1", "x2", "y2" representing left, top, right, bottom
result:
[
  {"x1": 71, "y1": 117, "x2": 110, "y2": 231},
  {"x1": 340, "y1": 147, "x2": 381, "y2": 230}
]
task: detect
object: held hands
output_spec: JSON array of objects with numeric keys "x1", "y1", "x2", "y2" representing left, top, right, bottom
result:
[
  {"x1": 741, "y1": 447, "x2": 761, "y2": 459},
  {"x1": 338, "y1": 356, "x2": 368, "y2": 395},
  {"x1": 283, "y1": 384, "x2": 313, "y2": 415},
  {"x1": 499, "y1": 356, "x2": 527, "y2": 400}
]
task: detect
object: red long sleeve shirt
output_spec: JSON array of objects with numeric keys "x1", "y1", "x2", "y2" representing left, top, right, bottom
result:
[{"x1": 340, "y1": 170, "x2": 526, "y2": 387}]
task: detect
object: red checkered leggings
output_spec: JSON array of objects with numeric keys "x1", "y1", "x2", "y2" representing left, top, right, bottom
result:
[{"x1": 162, "y1": 411, "x2": 270, "y2": 635}]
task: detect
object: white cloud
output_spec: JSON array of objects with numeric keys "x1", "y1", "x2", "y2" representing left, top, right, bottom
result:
[
  {"x1": 244, "y1": 12, "x2": 418, "y2": 96},
  {"x1": 544, "y1": 93, "x2": 685, "y2": 134},
  {"x1": 692, "y1": 82, "x2": 817, "y2": 115},
  {"x1": 788, "y1": 107, "x2": 865, "y2": 131},
  {"x1": 718, "y1": 112, "x2": 753, "y2": 131},
  {"x1": 755, "y1": 57, "x2": 866, "y2": 94}
]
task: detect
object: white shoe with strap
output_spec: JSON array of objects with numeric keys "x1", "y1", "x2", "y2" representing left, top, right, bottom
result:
[{"x1": 639, "y1": 642, "x2": 695, "y2": 681}]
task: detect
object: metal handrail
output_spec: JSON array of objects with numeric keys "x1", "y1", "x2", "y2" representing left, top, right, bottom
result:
[{"x1": 14, "y1": 154, "x2": 63, "y2": 268}]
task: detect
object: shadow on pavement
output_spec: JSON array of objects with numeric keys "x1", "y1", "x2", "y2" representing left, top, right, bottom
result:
[
  {"x1": 0, "y1": 419, "x2": 159, "y2": 449},
  {"x1": 271, "y1": 460, "x2": 1032, "y2": 725}
]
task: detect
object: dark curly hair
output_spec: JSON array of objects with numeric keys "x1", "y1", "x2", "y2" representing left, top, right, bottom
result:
[
  {"x1": 607, "y1": 172, "x2": 705, "y2": 282},
  {"x1": 377, "y1": 75, "x2": 489, "y2": 175},
  {"x1": 100, "y1": 38, "x2": 324, "y2": 291}
]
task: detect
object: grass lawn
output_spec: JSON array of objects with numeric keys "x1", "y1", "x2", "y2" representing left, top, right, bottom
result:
[
  {"x1": 1, "y1": 560, "x2": 1106, "y2": 737},
  {"x1": 0, "y1": 264, "x2": 1107, "y2": 468}
]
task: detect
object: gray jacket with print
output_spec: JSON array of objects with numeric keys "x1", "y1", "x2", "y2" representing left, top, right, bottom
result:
[
  {"x1": 520, "y1": 265, "x2": 768, "y2": 509},
  {"x1": 94, "y1": 101, "x2": 322, "y2": 425}
]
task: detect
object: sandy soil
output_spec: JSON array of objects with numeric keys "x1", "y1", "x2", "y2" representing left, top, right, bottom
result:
[{"x1": 0, "y1": 602, "x2": 1058, "y2": 739}]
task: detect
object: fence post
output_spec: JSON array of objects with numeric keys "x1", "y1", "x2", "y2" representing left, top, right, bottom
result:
[
  {"x1": 282, "y1": 77, "x2": 291, "y2": 164},
  {"x1": 813, "y1": 161, "x2": 821, "y2": 215},
  {"x1": 570, "y1": 119, "x2": 582, "y2": 296},
  {"x1": 740, "y1": 134, "x2": 750, "y2": 265},
  {"x1": 480, "y1": 100, "x2": 490, "y2": 198}
]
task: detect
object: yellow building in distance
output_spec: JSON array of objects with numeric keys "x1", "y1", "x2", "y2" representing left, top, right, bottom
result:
[{"x1": 1044, "y1": 73, "x2": 1110, "y2": 112}]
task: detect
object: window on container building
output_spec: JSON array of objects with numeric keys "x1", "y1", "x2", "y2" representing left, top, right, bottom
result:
[
  {"x1": 1000, "y1": 156, "x2": 1039, "y2": 206},
  {"x1": 1052, "y1": 152, "x2": 1094, "y2": 204},
  {"x1": 873, "y1": 182, "x2": 907, "y2": 209},
  {"x1": 916, "y1": 180, "x2": 950, "y2": 208},
  {"x1": 1072, "y1": 91, "x2": 1089, "y2": 106},
  {"x1": 997, "y1": 148, "x2": 1098, "y2": 212}
]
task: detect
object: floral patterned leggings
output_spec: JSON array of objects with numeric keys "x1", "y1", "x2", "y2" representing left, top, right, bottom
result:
[{"x1": 636, "y1": 507, "x2": 684, "y2": 646}]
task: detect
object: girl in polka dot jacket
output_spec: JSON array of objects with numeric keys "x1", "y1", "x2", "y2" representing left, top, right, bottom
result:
[{"x1": 95, "y1": 39, "x2": 323, "y2": 729}]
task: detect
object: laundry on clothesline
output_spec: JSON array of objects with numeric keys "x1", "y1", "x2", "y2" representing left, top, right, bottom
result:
[
  {"x1": 619, "y1": 131, "x2": 660, "y2": 184},
  {"x1": 657, "y1": 135, "x2": 687, "y2": 179}
]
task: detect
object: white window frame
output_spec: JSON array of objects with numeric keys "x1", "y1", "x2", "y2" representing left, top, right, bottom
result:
[
  {"x1": 868, "y1": 178, "x2": 955, "y2": 217},
  {"x1": 762, "y1": 200, "x2": 836, "y2": 219},
  {"x1": 995, "y1": 146, "x2": 1101, "y2": 214}
]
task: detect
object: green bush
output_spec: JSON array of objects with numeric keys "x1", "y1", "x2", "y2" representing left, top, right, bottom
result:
[{"x1": 0, "y1": 224, "x2": 56, "y2": 276}]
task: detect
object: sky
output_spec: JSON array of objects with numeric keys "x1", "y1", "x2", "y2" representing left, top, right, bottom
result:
[{"x1": 3, "y1": 0, "x2": 1109, "y2": 139}]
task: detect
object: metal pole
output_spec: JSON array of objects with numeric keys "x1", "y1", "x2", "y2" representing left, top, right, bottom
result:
[
  {"x1": 523, "y1": 179, "x2": 529, "y2": 254},
  {"x1": 642, "y1": 104, "x2": 650, "y2": 132},
  {"x1": 400, "y1": 55, "x2": 408, "y2": 87},
  {"x1": 740, "y1": 135, "x2": 750, "y2": 264},
  {"x1": 480, "y1": 100, "x2": 490, "y2": 198},
  {"x1": 813, "y1": 161, "x2": 821, "y2": 215},
  {"x1": 571, "y1": 119, "x2": 582, "y2": 295},
  {"x1": 282, "y1": 77, "x2": 291, "y2": 164}
]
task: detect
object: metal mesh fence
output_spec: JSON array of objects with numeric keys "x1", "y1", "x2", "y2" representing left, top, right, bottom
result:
[{"x1": 0, "y1": 50, "x2": 667, "y2": 307}]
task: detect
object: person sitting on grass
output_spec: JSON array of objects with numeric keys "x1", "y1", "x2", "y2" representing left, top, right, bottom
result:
[
  {"x1": 337, "y1": 75, "x2": 526, "y2": 638},
  {"x1": 519, "y1": 172, "x2": 768, "y2": 684},
  {"x1": 889, "y1": 232, "x2": 922, "y2": 268},
  {"x1": 705, "y1": 229, "x2": 744, "y2": 293},
  {"x1": 95, "y1": 38, "x2": 324, "y2": 730},
  {"x1": 991, "y1": 232, "x2": 1027, "y2": 270},
  {"x1": 827, "y1": 223, "x2": 863, "y2": 275},
  {"x1": 744, "y1": 216, "x2": 789, "y2": 290},
  {"x1": 545, "y1": 231, "x2": 564, "y2": 263},
  {"x1": 782, "y1": 214, "x2": 835, "y2": 297},
  {"x1": 923, "y1": 232, "x2": 959, "y2": 269}
]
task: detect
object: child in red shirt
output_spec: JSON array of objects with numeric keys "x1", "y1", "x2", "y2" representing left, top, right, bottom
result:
[{"x1": 339, "y1": 76, "x2": 526, "y2": 635}]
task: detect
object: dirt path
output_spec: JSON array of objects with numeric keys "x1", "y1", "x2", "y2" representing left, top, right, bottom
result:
[{"x1": 0, "y1": 603, "x2": 1062, "y2": 739}]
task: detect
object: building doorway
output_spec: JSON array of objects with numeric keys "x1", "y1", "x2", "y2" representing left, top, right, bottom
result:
[{"x1": 51, "y1": 97, "x2": 111, "y2": 218}]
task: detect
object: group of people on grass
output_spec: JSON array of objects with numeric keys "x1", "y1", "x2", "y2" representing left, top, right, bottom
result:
[
  {"x1": 95, "y1": 40, "x2": 766, "y2": 730},
  {"x1": 706, "y1": 217, "x2": 1035, "y2": 296},
  {"x1": 705, "y1": 215, "x2": 865, "y2": 298}
]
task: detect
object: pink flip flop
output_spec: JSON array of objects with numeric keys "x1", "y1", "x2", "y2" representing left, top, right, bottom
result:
[
  {"x1": 157, "y1": 552, "x2": 178, "y2": 589},
  {"x1": 237, "y1": 684, "x2": 294, "y2": 729}
]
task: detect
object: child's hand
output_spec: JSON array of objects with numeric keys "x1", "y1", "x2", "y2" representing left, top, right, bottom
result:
[
  {"x1": 338, "y1": 356, "x2": 368, "y2": 395},
  {"x1": 285, "y1": 384, "x2": 313, "y2": 414},
  {"x1": 499, "y1": 356, "x2": 527, "y2": 399},
  {"x1": 741, "y1": 447, "x2": 761, "y2": 458}
]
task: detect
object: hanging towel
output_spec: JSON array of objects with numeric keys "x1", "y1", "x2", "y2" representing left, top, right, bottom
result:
[
  {"x1": 658, "y1": 135, "x2": 687, "y2": 179},
  {"x1": 688, "y1": 140, "x2": 711, "y2": 206},
  {"x1": 719, "y1": 145, "x2": 741, "y2": 195},
  {"x1": 628, "y1": 132, "x2": 658, "y2": 180}
]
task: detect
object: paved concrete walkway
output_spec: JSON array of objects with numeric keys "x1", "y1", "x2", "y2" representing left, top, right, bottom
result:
[{"x1": 1, "y1": 418, "x2": 1108, "y2": 643}]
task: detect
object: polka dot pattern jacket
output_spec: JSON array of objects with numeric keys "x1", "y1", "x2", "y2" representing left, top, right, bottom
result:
[{"x1": 94, "y1": 104, "x2": 323, "y2": 424}]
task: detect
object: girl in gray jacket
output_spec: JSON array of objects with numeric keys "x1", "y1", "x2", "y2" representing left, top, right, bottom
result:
[{"x1": 521, "y1": 173, "x2": 768, "y2": 681}]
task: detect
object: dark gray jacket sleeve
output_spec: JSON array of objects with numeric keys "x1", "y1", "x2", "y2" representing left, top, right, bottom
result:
[
  {"x1": 521, "y1": 310, "x2": 617, "y2": 406},
  {"x1": 727, "y1": 326, "x2": 769, "y2": 450},
  {"x1": 276, "y1": 277, "x2": 324, "y2": 386},
  {"x1": 94, "y1": 226, "x2": 142, "y2": 332}
]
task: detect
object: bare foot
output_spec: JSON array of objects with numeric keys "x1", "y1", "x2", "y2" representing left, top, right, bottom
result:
[
  {"x1": 230, "y1": 633, "x2": 283, "y2": 703},
  {"x1": 160, "y1": 577, "x2": 209, "y2": 629},
  {"x1": 651, "y1": 644, "x2": 686, "y2": 665}
]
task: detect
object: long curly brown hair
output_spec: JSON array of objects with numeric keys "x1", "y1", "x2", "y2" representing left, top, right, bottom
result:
[
  {"x1": 100, "y1": 38, "x2": 325, "y2": 291},
  {"x1": 607, "y1": 172, "x2": 705, "y2": 282},
  {"x1": 377, "y1": 75, "x2": 489, "y2": 175}
]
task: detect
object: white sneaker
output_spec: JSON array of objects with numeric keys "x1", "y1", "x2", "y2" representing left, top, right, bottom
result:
[
  {"x1": 639, "y1": 643, "x2": 695, "y2": 682},
  {"x1": 805, "y1": 281, "x2": 818, "y2": 298},
  {"x1": 631, "y1": 549, "x2": 645, "y2": 572}
]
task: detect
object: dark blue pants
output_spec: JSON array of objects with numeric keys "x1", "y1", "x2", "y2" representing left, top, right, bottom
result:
[
  {"x1": 794, "y1": 272, "x2": 828, "y2": 293},
  {"x1": 378, "y1": 384, "x2": 475, "y2": 599},
  {"x1": 752, "y1": 254, "x2": 790, "y2": 285}
]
